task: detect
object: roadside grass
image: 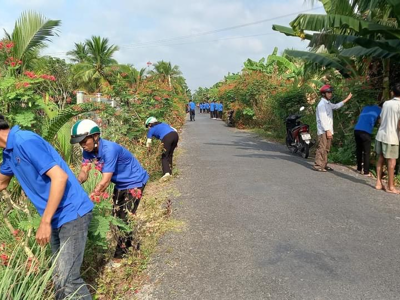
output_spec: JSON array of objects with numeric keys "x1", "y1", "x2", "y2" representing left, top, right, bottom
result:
[{"x1": 94, "y1": 180, "x2": 184, "y2": 299}]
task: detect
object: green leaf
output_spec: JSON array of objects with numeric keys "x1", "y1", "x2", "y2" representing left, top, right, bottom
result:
[
  {"x1": 340, "y1": 45, "x2": 400, "y2": 60},
  {"x1": 290, "y1": 14, "x2": 400, "y2": 38},
  {"x1": 284, "y1": 50, "x2": 351, "y2": 75},
  {"x1": 271, "y1": 24, "x2": 312, "y2": 39},
  {"x1": 89, "y1": 215, "x2": 110, "y2": 238},
  {"x1": 14, "y1": 112, "x2": 36, "y2": 128},
  {"x1": 41, "y1": 102, "x2": 114, "y2": 141}
]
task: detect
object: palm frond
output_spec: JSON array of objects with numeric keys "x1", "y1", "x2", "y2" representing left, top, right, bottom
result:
[{"x1": 12, "y1": 11, "x2": 60, "y2": 61}]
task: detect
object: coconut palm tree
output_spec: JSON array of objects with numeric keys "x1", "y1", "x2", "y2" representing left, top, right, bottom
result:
[
  {"x1": 3, "y1": 11, "x2": 60, "y2": 71},
  {"x1": 70, "y1": 36, "x2": 119, "y2": 92},
  {"x1": 148, "y1": 60, "x2": 182, "y2": 88},
  {"x1": 66, "y1": 42, "x2": 89, "y2": 63}
]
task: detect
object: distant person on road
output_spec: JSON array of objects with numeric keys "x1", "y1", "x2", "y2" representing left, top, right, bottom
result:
[
  {"x1": 313, "y1": 85, "x2": 352, "y2": 172},
  {"x1": 354, "y1": 102, "x2": 382, "y2": 176},
  {"x1": 0, "y1": 115, "x2": 93, "y2": 300},
  {"x1": 218, "y1": 101, "x2": 223, "y2": 119},
  {"x1": 375, "y1": 84, "x2": 400, "y2": 194},
  {"x1": 210, "y1": 100, "x2": 216, "y2": 119},
  {"x1": 145, "y1": 117, "x2": 179, "y2": 181},
  {"x1": 71, "y1": 119, "x2": 149, "y2": 259},
  {"x1": 205, "y1": 101, "x2": 210, "y2": 113},
  {"x1": 189, "y1": 100, "x2": 196, "y2": 121}
]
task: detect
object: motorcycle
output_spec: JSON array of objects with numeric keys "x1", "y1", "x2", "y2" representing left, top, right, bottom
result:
[
  {"x1": 285, "y1": 107, "x2": 314, "y2": 158},
  {"x1": 226, "y1": 110, "x2": 234, "y2": 127}
]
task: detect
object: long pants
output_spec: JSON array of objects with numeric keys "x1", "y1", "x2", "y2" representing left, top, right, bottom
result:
[
  {"x1": 210, "y1": 110, "x2": 215, "y2": 118},
  {"x1": 51, "y1": 212, "x2": 92, "y2": 300},
  {"x1": 218, "y1": 111, "x2": 222, "y2": 119},
  {"x1": 190, "y1": 109, "x2": 195, "y2": 121},
  {"x1": 161, "y1": 131, "x2": 179, "y2": 175},
  {"x1": 354, "y1": 130, "x2": 372, "y2": 174},
  {"x1": 314, "y1": 132, "x2": 332, "y2": 168},
  {"x1": 112, "y1": 185, "x2": 145, "y2": 258}
]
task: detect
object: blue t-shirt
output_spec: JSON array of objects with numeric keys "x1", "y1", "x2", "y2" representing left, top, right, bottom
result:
[
  {"x1": 210, "y1": 103, "x2": 215, "y2": 111},
  {"x1": 205, "y1": 103, "x2": 210, "y2": 109},
  {"x1": 189, "y1": 102, "x2": 196, "y2": 110},
  {"x1": 147, "y1": 123, "x2": 175, "y2": 140},
  {"x1": 83, "y1": 139, "x2": 148, "y2": 190},
  {"x1": 218, "y1": 104, "x2": 223, "y2": 111},
  {"x1": 354, "y1": 105, "x2": 381, "y2": 134},
  {"x1": 1, "y1": 126, "x2": 93, "y2": 229}
]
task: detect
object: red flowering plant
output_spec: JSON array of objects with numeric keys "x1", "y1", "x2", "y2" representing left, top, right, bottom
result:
[
  {"x1": 78, "y1": 159, "x2": 130, "y2": 249},
  {"x1": 0, "y1": 41, "x2": 60, "y2": 129}
]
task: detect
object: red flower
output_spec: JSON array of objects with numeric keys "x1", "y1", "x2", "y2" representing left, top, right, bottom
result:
[
  {"x1": 1, "y1": 254, "x2": 9, "y2": 266},
  {"x1": 6, "y1": 42, "x2": 14, "y2": 49},
  {"x1": 129, "y1": 188, "x2": 142, "y2": 199},
  {"x1": 24, "y1": 71, "x2": 36, "y2": 78},
  {"x1": 23, "y1": 82, "x2": 30, "y2": 88},
  {"x1": 12, "y1": 229, "x2": 20, "y2": 236}
]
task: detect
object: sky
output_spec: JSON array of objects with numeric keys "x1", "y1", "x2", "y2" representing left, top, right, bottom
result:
[{"x1": 0, "y1": 0, "x2": 325, "y2": 92}]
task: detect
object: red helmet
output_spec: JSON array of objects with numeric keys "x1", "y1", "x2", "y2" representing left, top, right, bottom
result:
[{"x1": 320, "y1": 84, "x2": 333, "y2": 93}]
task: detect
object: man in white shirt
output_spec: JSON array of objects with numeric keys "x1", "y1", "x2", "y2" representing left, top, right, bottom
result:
[
  {"x1": 375, "y1": 83, "x2": 400, "y2": 193},
  {"x1": 313, "y1": 85, "x2": 352, "y2": 172}
]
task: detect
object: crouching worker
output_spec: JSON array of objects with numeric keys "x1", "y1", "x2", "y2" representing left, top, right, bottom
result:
[
  {"x1": 0, "y1": 115, "x2": 93, "y2": 300},
  {"x1": 71, "y1": 119, "x2": 149, "y2": 259},
  {"x1": 145, "y1": 117, "x2": 179, "y2": 181}
]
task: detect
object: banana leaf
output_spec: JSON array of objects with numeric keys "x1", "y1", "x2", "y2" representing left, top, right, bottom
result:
[
  {"x1": 284, "y1": 50, "x2": 351, "y2": 75},
  {"x1": 290, "y1": 14, "x2": 400, "y2": 38},
  {"x1": 271, "y1": 24, "x2": 312, "y2": 40},
  {"x1": 340, "y1": 46, "x2": 400, "y2": 60}
]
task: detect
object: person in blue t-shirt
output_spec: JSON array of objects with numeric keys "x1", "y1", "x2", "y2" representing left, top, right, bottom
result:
[
  {"x1": 145, "y1": 117, "x2": 179, "y2": 181},
  {"x1": 189, "y1": 100, "x2": 196, "y2": 121},
  {"x1": 210, "y1": 100, "x2": 216, "y2": 119},
  {"x1": 354, "y1": 103, "x2": 382, "y2": 176},
  {"x1": 217, "y1": 101, "x2": 223, "y2": 119},
  {"x1": 71, "y1": 119, "x2": 149, "y2": 259},
  {"x1": 0, "y1": 115, "x2": 93, "y2": 300}
]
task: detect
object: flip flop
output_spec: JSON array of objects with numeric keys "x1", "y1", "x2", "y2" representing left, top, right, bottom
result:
[
  {"x1": 312, "y1": 166, "x2": 327, "y2": 172},
  {"x1": 325, "y1": 167, "x2": 334, "y2": 171}
]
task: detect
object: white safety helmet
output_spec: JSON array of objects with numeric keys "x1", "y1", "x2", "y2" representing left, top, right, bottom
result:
[
  {"x1": 145, "y1": 116, "x2": 158, "y2": 128},
  {"x1": 70, "y1": 119, "x2": 100, "y2": 144}
]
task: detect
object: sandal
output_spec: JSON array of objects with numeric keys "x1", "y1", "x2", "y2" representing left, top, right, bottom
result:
[
  {"x1": 312, "y1": 166, "x2": 327, "y2": 172},
  {"x1": 325, "y1": 166, "x2": 334, "y2": 171}
]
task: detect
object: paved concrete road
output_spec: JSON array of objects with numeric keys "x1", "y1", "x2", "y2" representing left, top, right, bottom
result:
[{"x1": 141, "y1": 112, "x2": 400, "y2": 300}]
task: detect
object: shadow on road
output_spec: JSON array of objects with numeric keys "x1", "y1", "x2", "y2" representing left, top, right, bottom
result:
[{"x1": 205, "y1": 134, "x2": 370, "y2": 186}]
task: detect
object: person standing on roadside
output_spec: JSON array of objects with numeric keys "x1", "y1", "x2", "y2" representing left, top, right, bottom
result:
[
  {"x1": 354, "y1": 102, "x2": 382, "y2": 176},
  {"x1": 0, "y1": 115, "x2": 93, "y2": 300},
  {"x1": 313, "y1": 85, "x2": 353, "y2": 172},
  {"x1": 145, "y1": 117, "x2": 179, "y2": 181},
  {"x1": 375, "y1": 84, "x2": 400, "y2": 194},
  {"x1": 189, "y1": 99, "x2": 196, "y2": 121},
  {"x1": 71, "y1": 119, "x2": 149, "y2": 259}
]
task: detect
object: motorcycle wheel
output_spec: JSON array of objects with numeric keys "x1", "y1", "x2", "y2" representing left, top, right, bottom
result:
[
  {"x1": 286, "y1": 136, "x2": 298, "y2": 153},
  {"x1": 301, "y1": 143, "x2": 309, "y2": 159}
]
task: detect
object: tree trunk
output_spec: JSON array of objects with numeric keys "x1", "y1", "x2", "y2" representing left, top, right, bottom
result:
[{"x1": 168, "y1": 75, "x2": 172, "y2": 88}]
